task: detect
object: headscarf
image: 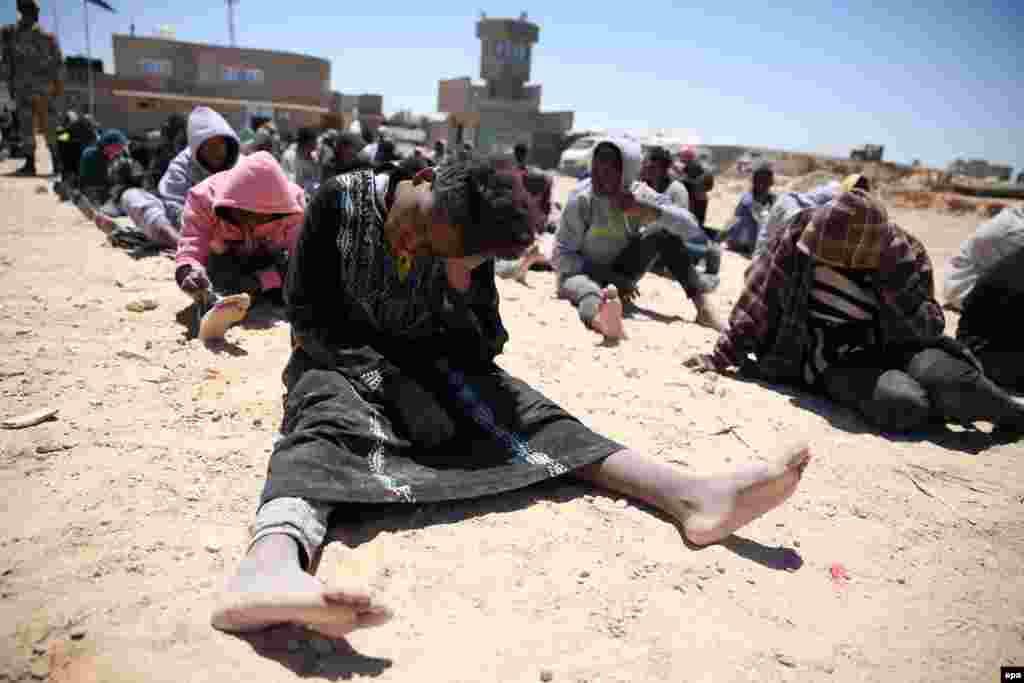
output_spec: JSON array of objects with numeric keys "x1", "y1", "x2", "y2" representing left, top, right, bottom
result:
[{"x1": 797, "y1": 190, "x2": 889, "y2": 270}]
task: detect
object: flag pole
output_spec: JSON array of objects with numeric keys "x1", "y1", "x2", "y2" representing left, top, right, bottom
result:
[
  {"x1": 83, "y1": 0, "x2": 94, "y2": 116},
  {"x1": 52, "y1": 0, "x2": 61, "y2": 48}
]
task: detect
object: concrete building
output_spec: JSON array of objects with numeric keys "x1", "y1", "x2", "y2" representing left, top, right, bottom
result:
[
  {"x1": 61, "y1": 35, "x2": 332, "y2": 135},
  {"x1": 435, "y1": 14, "x2": 574, "y2": 167}
]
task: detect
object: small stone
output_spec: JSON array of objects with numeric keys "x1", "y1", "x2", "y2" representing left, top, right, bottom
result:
[
  {"x1": 716, "y1": 567, "x2": 726, "y2": 574},
  {"x1": 793, "y1": 540, "x2": 801, "y2": 548},
  {"x1": 32, "y1": 644, "x2": 47, "y2": 656},
  {"x1": 125, "y1": 299, "x2": 159, "y2": 313},
  {"x1": 579, "y1": 571, "x2": 590, "y2": 579},
  {"x1": 69, "y1": 627, "x2": 86, "y2": 640},
  {"x1": 540, "y1": 669, "x2": 554, "y2": 682},
  {"x1": 896, "y1": 578, "x2": 906, "y2": 585},
  {"x1": 204, "y1": 545, "x2": 220, "y2": 554},
  {"x1": 253, "y1": 418, "x2": 263, "y2": 427},
  {"x1": 310, "y1": 637, "x2": 333, "y2": 656},
  {"x1": 775, "y1": 653, "x2": 797, "y2": 668}
]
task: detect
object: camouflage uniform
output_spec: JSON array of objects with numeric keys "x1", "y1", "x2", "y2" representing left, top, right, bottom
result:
[{"x1": 1, "y1": 0, "x2": 63, "y2": 171}]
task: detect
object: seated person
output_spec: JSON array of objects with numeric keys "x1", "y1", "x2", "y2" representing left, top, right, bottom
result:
[
  {"x1": 53, "y1": 110, "x2": 96, "y2": 200},
  {"x1": 75, "y1": 128, "x2": 129, "y2": 205},
  {"x1": 956, "y1": 241, "x2": 1024, "y2": 393},
  {"x1": 726, "y1": 161, "x2": 776, "y2": 256},
  {"x1": 944, "y1": 207, "x2": 1024, "y2": 311},
  {"x1": 495, "y1": 167, "x2": 557, "y2": 284},
  {"x1": 160, "y1": 106, "x2": 241, "y2": 229},
  {"x1": 209, "y1": 157, "x2": 813, "y2": 639},
  {"x1": 280, "y1": 126, "x2": 320, "y2": 193},
  {"x1": 674, "y1": 146, "x2": 715, "y2": 230},
  {"x1": 146, "y1": 113, "x2": 187, "y2": 191},
  {"x1": 322, "y1": 132, "x2": 373, "y2": 180},
  {"x1": 84, "y1": 155, "x2": 181, "y2": 251},
  {"x1": 553, "y1": 138, "x2": 724, "y2": 341},
  {"x1": 687, "y1": 190, "x2": 1024, "y2": 435},
  {"x1": 752, "y1": 181, "x2": 841, "y2": 262},
  {"x1": 174, "y1": 151, "x2": 305, "y2": 341},
  {"x1": 643, "y1": 145, "x2": 720, "y2": 292},
  {"x1": 100, "y1": 107, "x2": 240, "y2": 254}
]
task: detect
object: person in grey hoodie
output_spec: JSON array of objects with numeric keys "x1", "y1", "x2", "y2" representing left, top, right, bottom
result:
[
  {"x1": 553, "y1": 138, "x2": 725, "y2": 341},
  {"x1": 112, "y1": 106, "x2": 240, "y2": 249}
]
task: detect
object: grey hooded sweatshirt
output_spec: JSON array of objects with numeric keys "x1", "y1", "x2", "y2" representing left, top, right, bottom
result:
[
  {"x1": 553, "y1": 137, "x2": 701, "y2": 280},
  {"x1": 157, "y1": 106, "x2": 240, "y2": 228}
]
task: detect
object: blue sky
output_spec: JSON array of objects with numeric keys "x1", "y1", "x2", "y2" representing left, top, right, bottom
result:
[{"x1": 9, "y1": 0, "x2": 1023, "y2": 172}]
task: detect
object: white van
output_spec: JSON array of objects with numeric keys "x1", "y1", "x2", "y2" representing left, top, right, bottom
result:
[{"x1": 558, "y1": 136, "x2": 601, "y2": 178}]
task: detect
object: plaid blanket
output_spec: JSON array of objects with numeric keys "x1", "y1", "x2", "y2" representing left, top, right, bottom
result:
[{"x1": 712, "y1": 196, "x2": 947, "y2": 382}]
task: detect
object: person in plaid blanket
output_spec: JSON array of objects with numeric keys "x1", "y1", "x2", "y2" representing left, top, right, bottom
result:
[{"x1": 687, "y1": 190, "x2": 1024, "y2": 436}]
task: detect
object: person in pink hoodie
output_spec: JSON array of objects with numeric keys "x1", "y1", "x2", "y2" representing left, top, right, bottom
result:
[{"x1": 175, "y1": 151, "x2": 305, "y2": 340}]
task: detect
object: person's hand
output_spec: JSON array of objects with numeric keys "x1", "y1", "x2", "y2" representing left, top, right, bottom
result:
[
  {"x1": 179, "y1": 266, "x2": 211, "y2": 300},
  {"x1": 620, "y1": 285, "x2": 640, "y2": 306},
  {"x1": 684, "y1": 353, "x2": 719, "y2": 374}
]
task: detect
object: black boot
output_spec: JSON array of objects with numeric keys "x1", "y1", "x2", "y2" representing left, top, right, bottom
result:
[{"x1": 14, "y1": 157, "x2": 36, "y2": 177}]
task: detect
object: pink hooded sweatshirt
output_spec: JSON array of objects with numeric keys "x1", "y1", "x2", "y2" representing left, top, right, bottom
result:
[{"x1": 176, "y1": 151, "x2": 305, "y2": 291}]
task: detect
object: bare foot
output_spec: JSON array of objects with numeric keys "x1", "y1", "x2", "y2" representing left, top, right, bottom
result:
[
  {"x1": 514, "y1": 242, "x2": 542, "y2": 284},
  {"x1": 94, "y1": 213, "x2": 117, "y2": 236},
  {"x1": 211, "y1": 561, "x2": 393, "y2": 637},
  {"x1": 681, "y1": 443, "x2": 812, "y2": 546},
  {"x1": 694, "y1": 305, "x2": 726, "y2": 332},
  {"x1": 590, "y1": 285, "x2": 625, "y2": 340},
  {"x1": 198, "y1": 293, "x2": 251, "y2": 341}
]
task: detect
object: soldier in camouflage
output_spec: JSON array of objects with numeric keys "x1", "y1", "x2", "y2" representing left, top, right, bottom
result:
[{"x1": 1, "y1": 0, "x2": 64, "y2": 176}]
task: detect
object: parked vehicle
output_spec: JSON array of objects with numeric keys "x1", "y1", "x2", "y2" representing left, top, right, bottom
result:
[
  {"x1": 850, "y1": 144, "x2": 884, "y2": 161},
  {"x1": 558, "y1": 136, "x2": 600, "y2": 178}
]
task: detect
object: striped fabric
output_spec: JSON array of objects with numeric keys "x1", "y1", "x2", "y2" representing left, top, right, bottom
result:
[{"x1": 803, "y1": 265, "x2": 880, "y2": 385}]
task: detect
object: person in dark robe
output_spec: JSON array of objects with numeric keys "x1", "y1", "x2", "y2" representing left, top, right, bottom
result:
[{"x1": 210, "y1": 158, "x2": 813, "y2": 639}]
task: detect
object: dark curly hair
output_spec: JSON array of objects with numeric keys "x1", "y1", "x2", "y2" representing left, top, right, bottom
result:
[{"x1": 431, "y1": 158, "x2": 534, "y2": 258}]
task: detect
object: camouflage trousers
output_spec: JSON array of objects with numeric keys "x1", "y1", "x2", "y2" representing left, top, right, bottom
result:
[{"x1": 14, "y1": 93, "x2": 58, "y2": 156}]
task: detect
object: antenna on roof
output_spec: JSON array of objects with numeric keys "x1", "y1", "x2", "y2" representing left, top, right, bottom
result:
[{"x1": 226, "y1": 0, "x2": 238, "y2": 46}]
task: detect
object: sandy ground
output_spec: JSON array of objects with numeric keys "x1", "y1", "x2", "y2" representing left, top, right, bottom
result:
[{"x1": 1, "y1": 160, "x2": 1022, "y2": 683}]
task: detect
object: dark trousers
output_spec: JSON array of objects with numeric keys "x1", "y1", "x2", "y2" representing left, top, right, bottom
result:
[
  {"x1": 821, "y1": 347, "x2": 1024, "y2": 432},
  {"x1": 207, "y1": 251, "x2": 288, "y2": 300},
  {"x1": 561, "y1": 230, "x2": 703, "y2": 324},
  {"x1": 977, "y1": 351, "x2": 1024, "y2": 393}
]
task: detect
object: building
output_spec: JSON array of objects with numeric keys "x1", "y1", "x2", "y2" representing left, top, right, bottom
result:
[
  {"x1": 435, "y1": 13, "x2": 574, "y2": 167},
  {"x1": 62, "y1": 34, "x2": 379, "y2": 136},
  {"x1": 948, "y1": 158, "x2": 1013, "y2": 182}
]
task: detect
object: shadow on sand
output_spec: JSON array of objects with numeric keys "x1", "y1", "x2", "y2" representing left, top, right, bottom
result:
[
  {"x1": 232, "y1": 624, "x2": 393, "y2": 680},
  {"x1": 725, "y1": 369, "x2": 1015, "y2": 455}
]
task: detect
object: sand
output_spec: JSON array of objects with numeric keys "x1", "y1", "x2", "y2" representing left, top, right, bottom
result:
[{"x1": 1, "y1": 161, "x2": 1022, "y2": 682}]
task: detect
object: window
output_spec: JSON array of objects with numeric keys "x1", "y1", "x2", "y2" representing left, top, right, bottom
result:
[
  {"x1": 139, "y1": 59, "x2": 172, "y2": 76},
  {"x1": 570, "y1": 138, "x2": 597, "y2": 150},
  {"x1": 222, "y1": 66, "x2": 264, "y2": 83},
  {"x1": 494, "y1": 40, "x2": 528, "y2": 64}
]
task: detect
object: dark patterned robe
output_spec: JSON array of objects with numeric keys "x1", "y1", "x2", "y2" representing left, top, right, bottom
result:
[{"x1": 261, "y1": 171, "x2": 620, "y2": 506}]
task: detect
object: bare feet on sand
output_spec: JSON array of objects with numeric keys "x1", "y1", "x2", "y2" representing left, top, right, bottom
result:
[
  {"x1": 590, "y1": 285, "x2": 625, "y2": 341},
  {"x1": 94, "y1": 213, "x2": 117, "y2": 236},
  {"x1": 211, "y1": 540, "x2": 393, "y2": 637},
  {"x1": 680, "y1": 443, "x2": 812, "y2": 546},
  {"x1": 198, "y1": 294, "x2": 251, "y2": 341}
]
